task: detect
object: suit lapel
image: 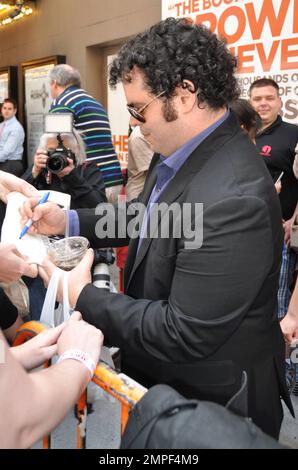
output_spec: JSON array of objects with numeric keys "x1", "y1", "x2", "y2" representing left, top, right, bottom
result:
[
  {"x1": 123, "y1": 157, "x2": 159, "y2": 285},
  {"x1": 124, "y1": 112, "x2": 240, "y2": 291}
]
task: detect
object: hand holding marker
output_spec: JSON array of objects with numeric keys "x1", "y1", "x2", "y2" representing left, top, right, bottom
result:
[{"x1": 19, "y1": 191, "x2": 50, "y2": 239}]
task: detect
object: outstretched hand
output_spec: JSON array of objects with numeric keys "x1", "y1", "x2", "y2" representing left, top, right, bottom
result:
[
  {"x1": 57, "y1": 311, "x2": 103, "y2": 366},
  {"x1": 0, "y1": 171, "x2": 38, "y2": 203},
  {"x1": 39, "y1": 248, "x2": 94, "y2": 308},
  {"x1": 11, "y1": 322, "x2": 66, "y2": 370},
  {"x1": 0, "y1": 243, "x2": 37, "y2": 282}
]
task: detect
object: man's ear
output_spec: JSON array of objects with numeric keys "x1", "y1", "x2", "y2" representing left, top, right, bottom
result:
[
  {"x1": 176, "y1": 80, "x2": 197, "y2": 111},
  {"x1": 181, "y1": 80, "x2": 196, "y2": 93}
]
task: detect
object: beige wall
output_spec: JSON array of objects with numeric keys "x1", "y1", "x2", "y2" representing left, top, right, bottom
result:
[{"x1": 0, "y1": 0, "x2": 161, "y2": 115}]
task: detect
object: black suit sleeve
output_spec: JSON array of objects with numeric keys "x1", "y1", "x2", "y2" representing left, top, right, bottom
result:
[
  {"x1": 76, "y1": 195, "x2": 276, "y2": 362},
  {"x1": 77, "y1": 196, "x2": 145, "y2": 248}
]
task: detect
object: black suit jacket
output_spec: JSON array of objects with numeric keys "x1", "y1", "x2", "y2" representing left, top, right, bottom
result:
[{"x1": 76, "y1": 112, "x2": 293, "y2": 438}]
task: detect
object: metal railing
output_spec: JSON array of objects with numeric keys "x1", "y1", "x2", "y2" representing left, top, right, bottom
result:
[{"x1": 13, "y1": 321, "x2": 146, "y2": 449}]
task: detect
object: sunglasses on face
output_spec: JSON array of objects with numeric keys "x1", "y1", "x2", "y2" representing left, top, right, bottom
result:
[{"x1": 127, "y1": 90, "x2": 166, "y2": 123}]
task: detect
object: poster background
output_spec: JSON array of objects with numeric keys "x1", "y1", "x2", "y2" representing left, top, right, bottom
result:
[
  {"x1": 162, "y1": 0, "x2": 298, "y2": 123},
  {"x1": 0, "y1": 72, "x2": 8, "y2": 104},
  {"x1": 24, "y1": 63, "x2": 54, "y2": 165},
  {"x1": 107, "y1": 55, "x2": 130, "y2": 170}
]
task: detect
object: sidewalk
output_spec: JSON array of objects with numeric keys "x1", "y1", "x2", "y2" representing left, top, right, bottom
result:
[
  {"x1": 33, "y1": 386, "x2": 297, "y2": 449},
  {"x1": 280, "y1": 393, "x2": 298, "y2": 448}
]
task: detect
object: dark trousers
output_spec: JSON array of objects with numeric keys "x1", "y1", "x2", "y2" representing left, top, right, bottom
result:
[{"x1": 0, "y1": 160, "x2": 23, "y2": 176}]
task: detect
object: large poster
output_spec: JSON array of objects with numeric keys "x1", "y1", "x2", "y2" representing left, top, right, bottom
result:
[
  {"x1": 24, "y1": 63, "x2": 54, "y2": 165},
  {"x1": 162, "y1": 0, "x2": 298, "y2": 122},
  {"x1": 0, "y1": 72, "x2": 8, "y2": 104},
  {"x1": 107, "y1": 55, "x2": 130, "y2": 170}
]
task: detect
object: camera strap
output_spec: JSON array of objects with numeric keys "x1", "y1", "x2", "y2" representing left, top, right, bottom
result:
[{"x1": 45, "y1": 170, "x2": 52, "y2": 185}]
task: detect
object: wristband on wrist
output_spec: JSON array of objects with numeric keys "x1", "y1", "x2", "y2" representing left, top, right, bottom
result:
[{"x1": 57, "y1": 349, "x2": 96, "y2": 379}]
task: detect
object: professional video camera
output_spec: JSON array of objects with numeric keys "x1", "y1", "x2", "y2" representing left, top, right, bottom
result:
[{"x1": 44, "y1": 113, "x2": 77, "y2": 174}]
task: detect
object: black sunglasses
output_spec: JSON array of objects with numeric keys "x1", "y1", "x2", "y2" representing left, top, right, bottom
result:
[{"x1": 127, "y1": 91, "x2": 166, "y2": 123}]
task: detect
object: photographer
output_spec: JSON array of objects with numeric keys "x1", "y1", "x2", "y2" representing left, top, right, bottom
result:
[{"x1": 22, "y1": 129, "x2": 107, "y2": 209}]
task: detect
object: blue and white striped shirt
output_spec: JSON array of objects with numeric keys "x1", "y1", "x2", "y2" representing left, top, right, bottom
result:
[{"x1": 51, "y1": 86, "x2": 123, "y2": 188}]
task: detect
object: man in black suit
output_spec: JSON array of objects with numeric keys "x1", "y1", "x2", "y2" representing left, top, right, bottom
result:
[{"x1": 24, "y1": 18, "x2": 292, "y2": 439}]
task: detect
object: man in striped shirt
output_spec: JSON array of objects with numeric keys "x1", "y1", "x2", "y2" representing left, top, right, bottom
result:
[{"x1": 49, "y1": 64, "x2": 123, "y2": 202}]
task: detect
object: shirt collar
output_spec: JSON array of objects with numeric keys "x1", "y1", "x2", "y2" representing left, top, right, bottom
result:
[
  {"x1": 257, "y1": 115, "x2": 282, "y2": 136},
  {"x1": 4, "y1": 116, "x2": 17, "y2": 124}
]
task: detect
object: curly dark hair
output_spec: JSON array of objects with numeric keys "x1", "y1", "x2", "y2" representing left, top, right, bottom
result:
[{"x1": 109, "y1": 18, "x2": 239, "y2": 110}]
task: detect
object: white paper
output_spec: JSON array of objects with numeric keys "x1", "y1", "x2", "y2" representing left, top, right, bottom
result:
[{"x1": 1, "y1": 190, "x2": 71, "y2": 265}]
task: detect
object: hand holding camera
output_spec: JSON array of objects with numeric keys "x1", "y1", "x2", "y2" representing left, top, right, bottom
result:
[
  {"x1": 32, "y1": 149, "x2": 48, "y2": 178},
  {"x1": 32, "y1": 135, "x2": 77, "y2": 179},
  {"x1": 53, "y1": 157, "x2": 75, "y2": 177}
]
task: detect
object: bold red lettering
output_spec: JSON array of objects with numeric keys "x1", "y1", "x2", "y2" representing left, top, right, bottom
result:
[
  {"x1": 195, "y1": 12, "x2": 217, "y2": 31},
  {"x1": 175, "y1": 2, "x2": 183, "y2": 16},
  {"x1": 256, "y1": 41, "x2": 279, "y2": 72},
  {"x1": 245, "y1": 0, "x2": 290, "y2": 40},
  {"x1": 113, "y1": 135, "x2": 122, "y2": 150},
  {"x1": 203, "y1": 0, "x2": 211, "y2": 9},
  {"x1": 183, "y1": 0, "x2": 192, "y2": 15},
  {"x1": 281, "y1": 37, "x2": 298, "y2": 70},
  {"x1": 192, "y1": 0, "x2": 201, "y2": 13},
  {"x1": 218, "y1": 6, "x2": 246, "y2": 43},
  {"x1": 237, "y1": 44, "x2": 255, "y2": 74},
  {"x1": 123, "y1": 135, "x2": 128, "y2": 153},
  {"x1": 294, "y1": 0, "x2": 298, "y2": 33}
]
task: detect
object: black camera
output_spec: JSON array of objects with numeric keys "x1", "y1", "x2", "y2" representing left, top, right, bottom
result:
[
  {"x1": 46, "y1": 134, "x2": 76, "y2": 174},
  {"x1": 92, "y1": 248, "x2": 115, "y2": 268}
]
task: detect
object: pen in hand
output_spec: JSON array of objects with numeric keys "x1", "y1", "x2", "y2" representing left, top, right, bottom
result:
[{"x1": 19, "y1": 191, "x2": 50, "y2": 239}]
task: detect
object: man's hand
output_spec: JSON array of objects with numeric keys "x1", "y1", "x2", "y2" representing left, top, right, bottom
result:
[
  {"x1": 11, "y1": 323, "x2": 66, "y2": 370},
  {"x1": 38, "y1": 249, "x2": 94, "y2": 307},
  {"x1": 0, "y1": 171, "x2": 38, "y2": 203},
  {"x1": 0, "y1": 243, "x2": 37, "y2": 282},
  {"x1": 57, "y1": 311, "x2": 103, "y2": 367},
  {"x1": 20, "y1": 198, "x2": 66, "y2": 236},
  {"x1": 274, "y1": 181, "x2": 281, "y2": 194},
  {"x1": 280, "y1": 313, "x2": 298, "y2": 344},
  {"x1": 283, "y1": 218, "x2": 293, "y2": 246},
  {"x1": 32, "y1": 150, "x2": 48, "y2": 179}
]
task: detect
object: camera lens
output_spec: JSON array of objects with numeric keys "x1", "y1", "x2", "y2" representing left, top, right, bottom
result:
[
  {"x1": 46, "y1": 151, "x2": 68, "y2": 174},
  {"x1": 47, "y1": 156, "x2": 63, "y2": 172}
]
